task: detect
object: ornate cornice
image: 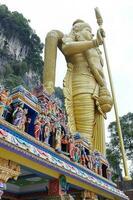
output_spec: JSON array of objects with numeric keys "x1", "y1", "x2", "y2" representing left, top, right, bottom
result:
[{"x1": 11, "y1": 93, "x2": 41, "y2": 113}]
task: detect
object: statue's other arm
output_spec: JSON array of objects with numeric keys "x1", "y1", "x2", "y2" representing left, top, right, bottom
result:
[
  {"x1": 62, "y1": 28, "x2": 105, "y2": 56},
  {"x1": 87, "y1": 56, "x2": 105, "y2": 87},
  {"x1": 43, "y1": 30, "x2": 64, "y2": 94},
  {"x1": 62, "y1": 40, "x2": 98, "y2": 56}
]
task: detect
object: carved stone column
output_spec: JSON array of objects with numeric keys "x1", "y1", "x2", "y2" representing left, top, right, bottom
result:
[
  {"x1": 47, "y1": 178, "x2": 64, "y2": 200},
  {"x1": 0, "y1": 158, "x2": 20, "y2": 199},
  {"x1": 46, "y1": 177, "x2": 74, "y2": 200}
]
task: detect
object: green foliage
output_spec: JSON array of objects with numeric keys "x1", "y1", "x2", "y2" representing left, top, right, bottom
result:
[
  {"x1": 11, "y1": 61, "x2": 28, "y2": 76},
  {"x1": 3, "y1": 74, "x2": 25, "y2": 90},
  {"x1": 0, "y1": 4, "x2": 44, "y2": 90},
  {"x1": 25, "y1": 33, "x2": 44, "y2": 74},
  {"x1": 3, "y1": 63, "x2": 13, "y2": 76},
  {"x1": 0, "y1": 4, "x2": 8, "y2": 18},
  {"x1": 106, "y1": 112, "x2": 133, "y2": 180}
]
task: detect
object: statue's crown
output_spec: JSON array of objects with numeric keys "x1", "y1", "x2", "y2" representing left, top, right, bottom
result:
[
  {"x1": 72, "y1": 19, "x2": 92, "y2": 32},
  {"x1": 72, "y1": 19, "x2": 85, "y2": 26}
]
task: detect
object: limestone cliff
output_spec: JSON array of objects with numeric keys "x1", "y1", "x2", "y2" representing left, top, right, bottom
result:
[
  {"x1": 0, "y1": 27, "x2": 29, "y2": 71},
  {"x1": 0, "y1": 4, "x2": 43, "y2": 90}
]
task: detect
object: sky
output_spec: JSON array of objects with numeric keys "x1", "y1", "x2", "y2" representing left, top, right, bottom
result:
[{"x1": 1, "y1": 0, "x2": 133, "y2": 141}]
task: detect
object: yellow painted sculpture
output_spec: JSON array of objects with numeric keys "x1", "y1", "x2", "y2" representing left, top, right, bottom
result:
[
  {"x1": 0, "y1": 158, "x2": 20, "y2": 182},
  {"x1": 43, "y1": 20, "x2": 113, "y2": 155}
]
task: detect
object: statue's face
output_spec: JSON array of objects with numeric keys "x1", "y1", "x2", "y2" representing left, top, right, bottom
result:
[
  {"x1": 73, "y1": 23, "x2": 93, "y2": 41},
  {"x1": 81, "y1": 26, "x2": 93, "y2": 40}
]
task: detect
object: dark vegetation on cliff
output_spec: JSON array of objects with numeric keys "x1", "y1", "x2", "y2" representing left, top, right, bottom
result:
[{"x1": 0, "y1": 4, "x2": 44, "y2": 90}]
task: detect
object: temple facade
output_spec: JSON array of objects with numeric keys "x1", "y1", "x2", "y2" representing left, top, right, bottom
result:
[{"x1": 0, "y1": 85, "x2": 129, "y2": 200}]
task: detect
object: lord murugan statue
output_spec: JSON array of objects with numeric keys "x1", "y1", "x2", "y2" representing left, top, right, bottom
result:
[{"x1": 43, "y1": 18, "x2": 113, "y2": 155}]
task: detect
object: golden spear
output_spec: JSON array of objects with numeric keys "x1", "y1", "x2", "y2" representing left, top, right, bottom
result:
[{"x1": 95, "y1": 7, "x2": 131, "y2": 180}]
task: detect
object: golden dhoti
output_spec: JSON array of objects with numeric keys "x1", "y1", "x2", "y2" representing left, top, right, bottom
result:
[
  {"x1": 72, "y1": 73, "x2": 96, "y2": 144},
  {"x1": 63, "y1": 63, "x2": 106, "y2": 154},
  {"x1": 64, "y1": 62, "x2": 98, "y2": 143}
]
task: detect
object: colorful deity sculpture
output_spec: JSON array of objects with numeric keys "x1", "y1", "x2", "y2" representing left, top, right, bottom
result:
[
  {"x1": 68, "y1": 136, "x2": 75, "y2": 161},
  {"x1": 12, "y1": 103, "x2": 24, "y2": 129},
  {"x1": 55, "y1": 125, "x2": 62, "y2": 152},
  {"x1": 92, "y1": 151, "x2": 102, "y2": 175},
  {"x1": 0, "y1": 89, "x2": 11, "y2": 117},
  {"x1": 80, "y1": 146, "x2": 88, "y2": 167},
  {"x1": 73, "y1": 145, "x2": 81, "y2": 163},
  {"x1": 43, "y1": 122, "x2": 51, "y2": 145},
  {"x1": 86, "y1": 154, "x2": 94, "y2": 170},
  {"x1": 34, "y1": 115, "x2": 42, "y2": 140},
  {"x1": 20, "y1": 108, "x2": 28, "y2": 132}
]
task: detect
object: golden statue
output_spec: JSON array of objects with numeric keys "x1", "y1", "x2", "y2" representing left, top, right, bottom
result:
[{"x1": 43, "y1": 19, "x2": 113, "y2": 155}]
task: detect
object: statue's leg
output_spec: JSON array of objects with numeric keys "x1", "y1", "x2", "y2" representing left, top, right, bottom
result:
[{"x1": 73, "y1": 93, "x2": 95, "y2": 145}]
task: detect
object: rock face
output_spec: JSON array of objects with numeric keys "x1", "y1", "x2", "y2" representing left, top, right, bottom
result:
[
  {"x1": 0, "y1": 5, "x2": 43, "y2": 89},
  {"x1": 0, "y1": 27, "x2": 29, "y2": 69},
  {"x1": 0, "y1": 32, "x2": 28, "y2": 60}
]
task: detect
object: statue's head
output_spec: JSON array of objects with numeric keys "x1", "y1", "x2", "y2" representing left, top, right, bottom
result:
[{"x1": 72, "y1": 19, "x2": 92, "y2": 33}]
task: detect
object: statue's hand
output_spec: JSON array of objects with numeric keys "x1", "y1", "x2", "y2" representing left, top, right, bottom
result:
[
  {"x1": 97, "y1": 28, "x2": 105, "y2": 45},
  {"x1": 99, "y1": 28, "x2": 105, "y2": 38},
  {"x1": 44, "y1": 81, "x2": 54, "y2": 95}
]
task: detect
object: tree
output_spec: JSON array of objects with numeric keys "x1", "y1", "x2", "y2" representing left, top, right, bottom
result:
[
  {"x1": 106, "y1": 145, "x2": 122, "y2": 181},
  {"x1": 106, "y1": 112, "x2": 133, "y2": 180}
]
